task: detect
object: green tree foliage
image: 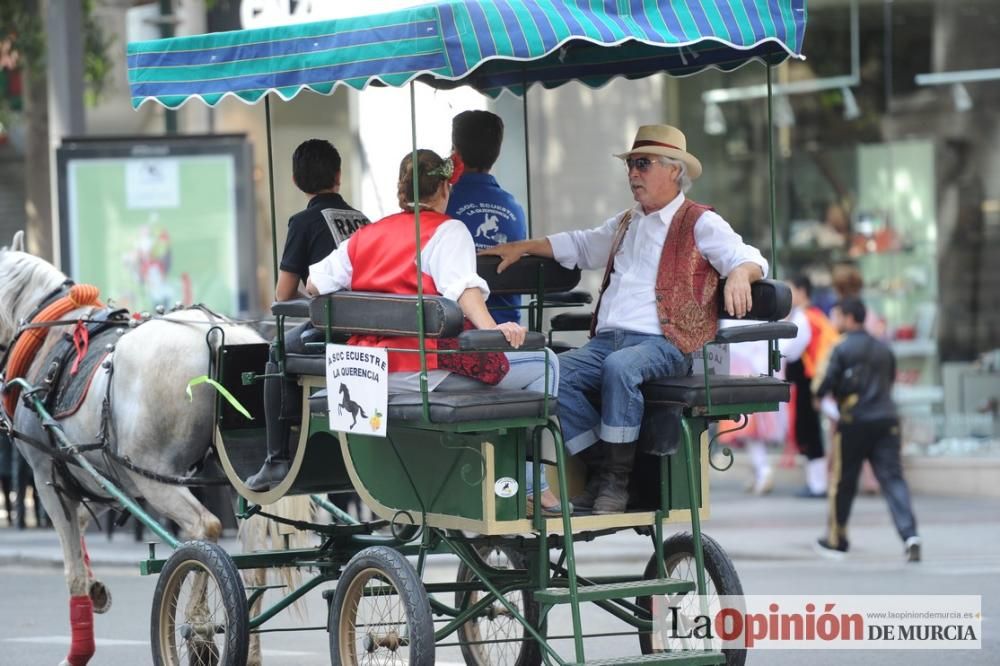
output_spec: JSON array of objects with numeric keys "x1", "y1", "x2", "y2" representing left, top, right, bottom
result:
[{"x1": 0, "y1": 0, "x2": 111, "y2": 121}]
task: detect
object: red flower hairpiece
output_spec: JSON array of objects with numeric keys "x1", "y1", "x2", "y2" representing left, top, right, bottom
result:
[{"x1": 448, "y1": 152, "x2": 464, "y2": 185}]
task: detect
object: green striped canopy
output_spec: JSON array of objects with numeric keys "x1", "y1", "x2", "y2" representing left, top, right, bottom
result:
[{"x1": 128, "y1": 0, "x2": 806, "y2": 109}]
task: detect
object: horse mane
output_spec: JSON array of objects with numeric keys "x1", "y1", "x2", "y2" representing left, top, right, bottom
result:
[{"x1": 0, "y1": 249, "x2": 69, "y2": 344}]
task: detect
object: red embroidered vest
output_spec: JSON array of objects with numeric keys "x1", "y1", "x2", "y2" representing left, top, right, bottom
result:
[
  {"x1": 591, "y1": 199, "x2": 720, "y2": 354},
  {"x1": 347, "y1": 211, "x2": 449, "y2": 372}
]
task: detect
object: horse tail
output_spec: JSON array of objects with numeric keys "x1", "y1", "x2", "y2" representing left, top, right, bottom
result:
[
  {"x1": 238, "y1": 495, "x2": 313, "y2": 620},
  {"x1": 359, "y1": 405, "x2": 367, "y2": 418}
]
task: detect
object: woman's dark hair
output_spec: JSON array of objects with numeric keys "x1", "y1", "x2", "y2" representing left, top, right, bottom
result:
[
  {"x1": 292, "y1": 139, "x2": 341, "y2": 194},
  {"x1": 397, "y1": 149, "x2": 448, "y2": 210},
  {"x1": 452, "y1": 110, "x2": 504, "y2": 170},
  {"x1": 832, "y1": 261, "x2": 864, "y2": 297}
]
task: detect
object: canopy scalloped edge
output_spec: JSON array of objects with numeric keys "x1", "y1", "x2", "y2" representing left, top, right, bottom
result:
[{"x1": 130, "y1": 34, "x2": 802, "y2": 111}]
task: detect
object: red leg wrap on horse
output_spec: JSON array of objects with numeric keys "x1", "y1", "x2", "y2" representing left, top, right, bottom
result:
[{"x1": 66, "y1": 595, "x2": 95, "y2": 666}]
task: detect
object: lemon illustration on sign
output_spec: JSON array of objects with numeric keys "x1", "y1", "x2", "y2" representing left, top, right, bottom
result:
[{"x1": 369, "y1": 409, "x2": 383, "y2": 431}]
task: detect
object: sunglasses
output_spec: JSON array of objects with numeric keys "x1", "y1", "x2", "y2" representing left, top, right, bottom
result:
[{"x1": 625, "y1": 157, "x2": 660, "y2": 172}]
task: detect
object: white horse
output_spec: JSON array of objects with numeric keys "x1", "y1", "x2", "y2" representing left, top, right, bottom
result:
[{"x1": 0, "y1": 233, "x2": 272, "y2": 665}]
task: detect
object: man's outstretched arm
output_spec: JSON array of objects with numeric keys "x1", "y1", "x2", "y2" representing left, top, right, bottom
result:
[{"x1": 478, "y1": 238, "x2": 554, "y2": 273}]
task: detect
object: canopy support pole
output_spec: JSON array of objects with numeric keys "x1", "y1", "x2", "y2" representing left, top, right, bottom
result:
[
  {"x1": 264, "y1": 95, "x2": 283, "y2": 356},
  {"x1": 766, "y1": 66, "x2": 780, "y2": 372},
  {"x1": 521, "y1": 71, "x2": 534, "y2": 238},
  {"x1": 766, "y1": 66, "x2": 777, "y2": 281},
  {"x1": 265, "y1": 95, "x2": 279, "y2": 285},
  {"x1": 410, "y1": 83, "x2": 431, "y2": 422}
]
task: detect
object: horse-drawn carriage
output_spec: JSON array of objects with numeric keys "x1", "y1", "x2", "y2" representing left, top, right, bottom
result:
[{"x1": 1, "y1": 2, "x2": 807, "y2": 665}]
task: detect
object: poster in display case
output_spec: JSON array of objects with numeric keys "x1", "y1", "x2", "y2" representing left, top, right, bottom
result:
[{"x1": 56, "y1": 135, "x2": 256, "y2": 315}]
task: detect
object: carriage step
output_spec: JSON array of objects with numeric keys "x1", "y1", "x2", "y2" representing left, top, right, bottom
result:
[
  {"x1": 571, "y1": 651, "x2": 725, "y2": 665},
  {"x1": 534, "y1": 578, "x2": 695, "y2": 605}
]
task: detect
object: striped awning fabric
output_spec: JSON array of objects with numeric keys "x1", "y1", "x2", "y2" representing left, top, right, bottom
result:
[{"x1": 127, "y1": 0, "x2": 807, "y2": 109}]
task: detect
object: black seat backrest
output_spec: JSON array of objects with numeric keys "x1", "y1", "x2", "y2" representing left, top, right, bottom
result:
[
  {"x1": 716, "y1": 279, "x2": 791, "y2": 322},
  {"x1": 309, "y1": 292, "x2": 464, "y2": 338},
  {"x1": 477, "y1": 255, "x2": 581, "y2": 295}
]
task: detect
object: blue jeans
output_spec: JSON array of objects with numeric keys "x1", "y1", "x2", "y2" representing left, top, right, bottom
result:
[
  {"x1": 436, "y1": 349, "x2": 558, "y2": 494},
  {"x1": 558, "y1": 330, "x2": 691, "y2": 454}
]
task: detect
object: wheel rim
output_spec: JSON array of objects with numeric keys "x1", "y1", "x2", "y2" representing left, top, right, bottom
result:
[
  {"x1": 459, "y1": 548, "x2": 527, "y2": 666},
  {"x1": 157, "y1": 560, "x2": 230, "y2": 666},
  {"x1": 338, "y1": 567, "x2": 416, "y2": 665},
  {"x1": 648, "y1": 552, "x2": 723, "y2": 653}
]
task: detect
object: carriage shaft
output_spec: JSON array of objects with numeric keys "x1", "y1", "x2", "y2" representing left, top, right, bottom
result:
[{"x1": 8, "y1": 378, "x2": 181, "y2": 550}]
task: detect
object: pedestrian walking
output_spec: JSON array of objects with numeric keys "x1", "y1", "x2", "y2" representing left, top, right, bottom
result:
[
  {"x1": 782, "y1": 275, "x2": 838, "y2": 498},
  {"x1": 813, "y1": 297, "x2": 921, "y2": 562}
]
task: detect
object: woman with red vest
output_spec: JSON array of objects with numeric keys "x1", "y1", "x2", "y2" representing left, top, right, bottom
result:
[{"x1": 307, "y1": 149, "x2": 563, "y2": 513}]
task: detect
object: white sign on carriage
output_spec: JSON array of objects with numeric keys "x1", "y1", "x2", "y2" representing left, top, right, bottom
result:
[{"x1": 326, "y1": 344, "x2": 389, "y2": 437}]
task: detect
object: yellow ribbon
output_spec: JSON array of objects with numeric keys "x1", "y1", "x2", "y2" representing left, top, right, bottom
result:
[{"x1": 185, "y1": 375, "x2": 253, "y2": 420}]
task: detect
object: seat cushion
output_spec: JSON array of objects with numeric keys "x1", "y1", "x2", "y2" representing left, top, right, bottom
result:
[
  {"x1": 285, "y1": 353, "x2": 327, "y2": 376},
  {"x1": 310, "y1": 389, "x2": 555, "y2": 424},
  {"x1": 642, "y1": 374, "x2": 790, "y2": 407}
]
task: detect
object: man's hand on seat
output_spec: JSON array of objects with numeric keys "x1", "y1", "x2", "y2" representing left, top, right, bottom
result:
[
  {"x1": 479, "y1": 238, "x2": 555, "y2": 273},
  {"x1": 495, "y1": 321, "x2": 527, "y2": 348},
  {"x1": 724, "y1": 262, "x2": 763, "y2": 318}
]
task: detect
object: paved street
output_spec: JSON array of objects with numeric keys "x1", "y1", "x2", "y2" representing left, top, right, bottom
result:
[{"x1": 0, "y1": 474, "x2": 996, "y2": 665}]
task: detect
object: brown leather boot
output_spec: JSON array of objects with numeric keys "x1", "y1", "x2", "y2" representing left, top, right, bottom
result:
[
  {"x1": 570, "y1": 442, "x2": 606, "y2": 512},
  {"x1": 592, "y1": 443, "x2": 637, "y2": 514}
]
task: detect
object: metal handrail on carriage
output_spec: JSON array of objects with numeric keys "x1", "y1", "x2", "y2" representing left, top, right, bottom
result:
[{"x1": 117, "y1": 2, "x2": 810, "y2": 665}]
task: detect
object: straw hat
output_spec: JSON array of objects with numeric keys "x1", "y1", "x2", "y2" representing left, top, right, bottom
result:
[{"x1": 615, "y1": 124, "x2": 702, "y2": 180}]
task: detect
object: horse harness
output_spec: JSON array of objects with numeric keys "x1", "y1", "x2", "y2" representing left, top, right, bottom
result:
[{"x1": 0, "y1": 290, "x2": 232, "y2": 514}]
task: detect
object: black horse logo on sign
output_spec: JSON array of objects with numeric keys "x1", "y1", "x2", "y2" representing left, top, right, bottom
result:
[{"x1": 338, "y1": 383, "x2": 368, "y2": 428}]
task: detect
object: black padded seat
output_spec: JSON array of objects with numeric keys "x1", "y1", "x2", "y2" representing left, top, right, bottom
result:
[
  {"x1": 310, "y1": 389, "x2": 555, "y2": 424},
  {"x1": 642, "y1": 374, "x2": 790, "y2": 407},
  {"x1": 285, "y1": 353, "x2": 327, "y2": 376}
]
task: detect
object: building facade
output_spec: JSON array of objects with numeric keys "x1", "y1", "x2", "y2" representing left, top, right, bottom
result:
[{"x1": 509, "y1": 0, "x2": 999, "y2": 461}]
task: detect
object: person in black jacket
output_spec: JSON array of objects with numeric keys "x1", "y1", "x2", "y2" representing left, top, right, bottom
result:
[
  {"x1": 246, "y1": 139, "x2": 369, "y2": 491},
  {"x1": 813, "y1": 297, "x2": 921, "y2": 562}
]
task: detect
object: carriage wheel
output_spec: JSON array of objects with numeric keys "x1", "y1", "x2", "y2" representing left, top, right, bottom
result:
[
  {"x1": 636, "y1": 532, "x2": 745, "y2": 666},
  {"x1": 455, "y1": 545, "x2": 543, "y2": 666},
  {"x1": 329, "y1": 546, "x2": 435, "y2": 666},
  {"x1": 150, "y1": 541, "x2": 249, "y2": 666}
]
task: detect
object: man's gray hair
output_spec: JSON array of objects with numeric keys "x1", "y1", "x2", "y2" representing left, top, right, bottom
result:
[{"x1": 659, "y1": 157, "x2": 692, "y2": 193}]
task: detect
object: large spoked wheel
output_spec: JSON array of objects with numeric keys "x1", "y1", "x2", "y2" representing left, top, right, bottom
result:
[
  {"x1": 329, "y1": 545, "x2": 435, "y2": 666},
  {"x1": 636, "y1": 532, "x2": 745, "y2": 666},
  {"x1": 455, "y1": 545, "x2": 543, "y2": 666},
  {"x1": 151, "y1": 540, "x2": 249, "y2": 666}
]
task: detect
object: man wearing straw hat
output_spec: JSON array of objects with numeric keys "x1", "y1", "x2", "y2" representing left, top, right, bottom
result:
[{"x1": 483, "y1": 124, "x2": 768, "y2": 514}]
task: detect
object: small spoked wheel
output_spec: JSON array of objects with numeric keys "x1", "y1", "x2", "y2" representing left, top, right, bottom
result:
[
  {"x1": 329, "y1": 545, "x2": 435, "y2": 665},
  {"x1": 455, "y1": 545, "x2": 543, "y2": 666},
  {"x1": 151, "y1": 540, "x2": 249, "y2": 666},
  {"x1": 636, "y1": 532, "x2": 746, "y2": 666}
]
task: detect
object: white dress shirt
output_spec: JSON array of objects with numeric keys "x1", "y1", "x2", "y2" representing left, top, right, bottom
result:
[{"x1": 548, "y1": 193, "x2": 769, "y2": 335}]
